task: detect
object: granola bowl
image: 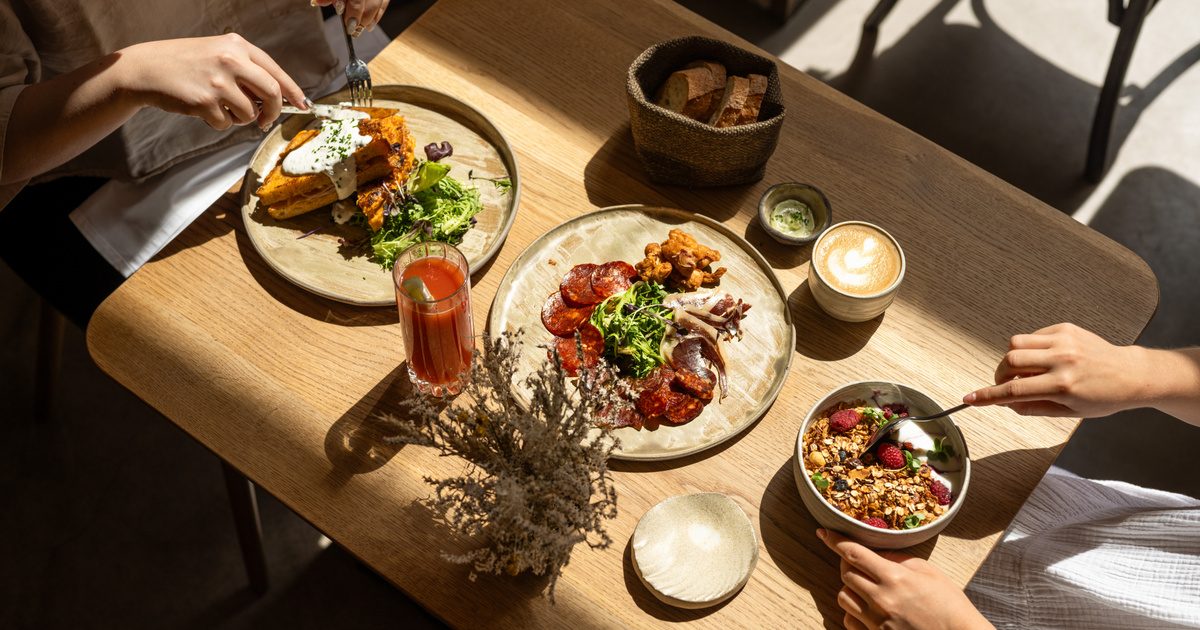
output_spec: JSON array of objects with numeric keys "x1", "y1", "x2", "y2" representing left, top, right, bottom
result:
[{"x1": 792, "y1": 381, "x2": 971, "y2": 549}]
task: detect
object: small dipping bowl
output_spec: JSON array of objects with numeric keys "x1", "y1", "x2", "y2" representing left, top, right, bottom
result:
[{"x1": 758, "y1": 183, "x2": 832, "y2": 245}]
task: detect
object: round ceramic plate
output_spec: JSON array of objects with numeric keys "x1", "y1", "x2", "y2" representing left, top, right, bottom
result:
[
  {"x1": 240, "y1": 85, "x2": 520, "y2": 306},
  {"x1": 488, "y1": 205, "x2": 794, "y2": 461}
]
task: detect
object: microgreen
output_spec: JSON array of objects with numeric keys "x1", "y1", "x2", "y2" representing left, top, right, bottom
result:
[
  {"x1": 811, "y1": 472, "x2": 830, "y2": 492},
  {"x1": 903, "y1": 450, "x2": 922, "y2": 473},
  {"x1": 861, "y1": 406, "x2": 887, "y2": 427},
  {"x1": 588, "y1": 281, "x2": 674, "y2": 378},
  {"x1": 371, "y1": 166, "x2": 482, "y2": 269},
  {"x1": 903, "y1": 514, "x2": 923, "y2": 529}
]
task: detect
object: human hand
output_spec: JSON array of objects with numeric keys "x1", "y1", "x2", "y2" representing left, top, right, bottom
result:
[
  {"x1": 314, "y1": 0, "x2": 391, "y2": 35},
  {"x1": 817, "y1": 529, "x2": 992, "y2": 630},
  {"x1": 117, "y1": 34, "x2": 308, "y2": 131},
  {"x1": 964, "y1": 323, "x2": 1150, "y2": 418}
]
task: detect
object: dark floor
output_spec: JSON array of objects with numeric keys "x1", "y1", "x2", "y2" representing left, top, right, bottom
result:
[{"x1": 4, "y1": 0, "x2": 1200, "y2": 628}]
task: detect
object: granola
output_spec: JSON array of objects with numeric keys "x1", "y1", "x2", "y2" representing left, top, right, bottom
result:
[{"x1": 802, "y1": 400, "x2": 954, "y2": 530}]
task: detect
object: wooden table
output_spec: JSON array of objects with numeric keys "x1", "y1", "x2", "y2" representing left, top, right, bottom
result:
[{"x1": 87, "y1": 0, "x2": 1158, "y2": 627}]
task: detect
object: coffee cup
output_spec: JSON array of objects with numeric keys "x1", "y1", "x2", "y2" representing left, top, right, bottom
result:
[{"x1": 807, "y1": 221, "x2": 905, "y2": 322}]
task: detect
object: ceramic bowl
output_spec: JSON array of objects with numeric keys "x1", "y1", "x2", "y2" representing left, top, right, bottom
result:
[
  {"x1": 792, "y1": 381, "x2": 971, "y2": 549},
  {"x1": 807, "y1": 220, "x2": 905, "y2": 322},
  {"x1": 757, "y1": 183, "x2": 832, "y2": 245}
]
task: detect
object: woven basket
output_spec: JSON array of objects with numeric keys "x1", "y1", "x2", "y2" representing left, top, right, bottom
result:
[{"x1": 626, "y1": 36, "x2": 785, "y2": 187}]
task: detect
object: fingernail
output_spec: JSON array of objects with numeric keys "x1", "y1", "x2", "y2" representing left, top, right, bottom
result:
[
  {"x1": 335, "y1": 0, "x2": 345, "y2": 14},
  {"x1": 963, "y1": 392, "x2": 977, "y2": 403},
  {"x1": 302, "y1": 97, "x2": 313, "y2": 111},
  {"x1": 346, "y1": 17, "x2": 358, "y2": 34},
  {"x1": 309, "y1": 0, "x2": 317, "y2": 6},
  {"x1": 260, "y1": 123, "x2": 270, "y2": 133},
  {"x1": 816, "y1": 529, "x2": 826, "y2": 540}
]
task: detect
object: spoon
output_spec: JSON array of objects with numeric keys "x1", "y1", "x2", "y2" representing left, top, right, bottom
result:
[{"x1": 861, "y1": 403, "x2": 970, "y2": 453}]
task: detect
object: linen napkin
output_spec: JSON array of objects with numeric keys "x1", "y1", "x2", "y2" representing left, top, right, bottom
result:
[{"x1": 70, "y1": 18, "x2": 390, "y2": 277}]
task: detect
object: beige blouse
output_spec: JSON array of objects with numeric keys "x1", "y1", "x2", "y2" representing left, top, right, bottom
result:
[{"x1": 0, "y1": 0, "x2": 341, "y2": 208}]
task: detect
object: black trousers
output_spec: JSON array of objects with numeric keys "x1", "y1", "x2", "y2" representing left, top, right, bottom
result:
[{"x1": 0, "y1": 177, "x2": 124, "y2": 329}]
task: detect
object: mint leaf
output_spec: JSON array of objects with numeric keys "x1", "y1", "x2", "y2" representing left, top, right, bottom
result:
[
  {"x1": 903, "y1": 450, "x2": 921, "y2": 473},
  {"x1": 903, "y1": 514, "x2": 923, "y2": 529},
  {"x1": 861, "y1": 407, "x2": 887, "y2": 426},
  {"x1": 811, "y1": 472, "x2": 830, "y2": 492}
]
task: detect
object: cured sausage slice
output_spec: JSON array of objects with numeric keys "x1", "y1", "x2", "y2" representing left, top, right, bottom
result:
[
  {"x1": 551, "y1": 323, "x2": 604, "y2": 376},
  {"x1": 636, "y1": 383, "x2": 674, "y2": 419},
  {"x1": 673, "y1": 368, "x2": 715, "y2": 402},
  {"x1": 598, "y1": 405, "x2": 645, "y2": 430},
  {"x1": 590, "y1": 261, "x2": 637, "y2": 299},
  {"x1": 560, "y1": 263, "x2": 601, "y2": 306},
  {"x1": 541, "y1": 291, "x2": 594, "y2": 337},
  {"x1": 662, "y1": 392, "x2": 705, "y2": 426}
]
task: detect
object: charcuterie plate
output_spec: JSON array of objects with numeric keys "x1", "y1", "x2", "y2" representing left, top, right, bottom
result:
[{"x1": 489, "y1": 205, "x2": 794, "y2": 461}]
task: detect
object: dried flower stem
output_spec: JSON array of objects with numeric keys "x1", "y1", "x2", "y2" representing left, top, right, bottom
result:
[{"x1": 381, "y1": 330, "x2": 622, "y2": 600}]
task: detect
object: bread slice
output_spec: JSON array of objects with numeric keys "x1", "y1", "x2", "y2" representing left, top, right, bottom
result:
[
  {"x1": 736, "y1": 74, "x2": 768, "y2": 125},
  {"x1": 707, "y1": 76, "x2": 750, "y2": 128},
  {"x1": 655, "y1": 67, "x2": 724, "y2": 122},
  {"x1": 684, "y1": 61, "x2": 727, "y2": 121}
]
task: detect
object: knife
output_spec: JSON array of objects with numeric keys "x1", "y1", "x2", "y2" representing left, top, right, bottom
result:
[{"x1": 279, "y1": 98, "x2": 365, "y2": 119}]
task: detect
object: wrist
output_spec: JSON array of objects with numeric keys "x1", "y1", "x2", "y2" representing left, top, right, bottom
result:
[{"x1": 108, "y1": 44, "x2": 151, "y2": 111}]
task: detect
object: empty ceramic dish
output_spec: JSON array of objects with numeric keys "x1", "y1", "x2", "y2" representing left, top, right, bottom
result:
[{"x1": 631, "y1": 492, "x2": 759, "y2": 609}]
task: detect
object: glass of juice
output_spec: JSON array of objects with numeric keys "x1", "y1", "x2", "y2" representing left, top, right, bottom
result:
[{"x1": 393, "y1": 242, "x2": 474, "y2": 396}]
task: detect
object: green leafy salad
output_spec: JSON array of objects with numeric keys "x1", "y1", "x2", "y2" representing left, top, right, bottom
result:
[
  {"x1": 588, "y1": 281, "x2": 675, "y2": 378},
  {"x1": 363, "y1": 160, "x2": 491, "y2": 270}
]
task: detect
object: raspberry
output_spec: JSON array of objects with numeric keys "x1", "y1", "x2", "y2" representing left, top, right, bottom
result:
[
  {"x1": 829, "y1": 409, "x2": 861, "y2": 433},
  {"x1": 876, "y1": 443, "x2": 905, "y2": 469},
  {"x1": 930, "y1": 479, "x2": 952, "y2": 505},
  {"x1": 862, "y1": 517, "x2": 889, "y2": 529}
]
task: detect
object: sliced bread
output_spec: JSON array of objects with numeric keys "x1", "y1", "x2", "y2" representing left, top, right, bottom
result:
[
  {"x1": 735, "y1": 74, "x2": 768, "y2": 125},
  {"x1": 655, "y1": 67, "x2": 724, "y2": 121},
  {"x1": 707, "y1": 76, "x2": 750, "y2": 128}
]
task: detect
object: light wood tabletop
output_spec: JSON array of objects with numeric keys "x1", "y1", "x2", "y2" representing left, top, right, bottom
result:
[{"x1": 87, "y1": 0, "x2": 1158, "y2": 627}]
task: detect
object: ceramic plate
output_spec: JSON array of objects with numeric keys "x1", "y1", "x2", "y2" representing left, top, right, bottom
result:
[
  {"x1": 488, "y1": 205, "x2": 794, "y2": 461},
  {"x1": 240, "y1": 85, "x2": 520, "y2": 306}
]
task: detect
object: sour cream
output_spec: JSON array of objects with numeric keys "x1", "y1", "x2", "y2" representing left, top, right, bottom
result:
[{"x1": 281, "y1": 111, "x2": 371, "y2": 201}]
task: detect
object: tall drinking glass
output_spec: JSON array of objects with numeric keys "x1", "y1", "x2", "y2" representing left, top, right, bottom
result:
[{"x1": 393, "y1": 242, "x2": 473, "y2": 396}]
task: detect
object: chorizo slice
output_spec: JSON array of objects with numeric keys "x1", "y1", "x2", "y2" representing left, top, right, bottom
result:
[
  {"x1": 662, "y1": 392, "x2": 705, "y2": 426},
  {"x1": 541, "y1": 291, "x2": 594, "y2": 337},
  {"x1": 590, "y1": 261, "x2": 638, "y2": 299},
  {"x1": 550, "y1": 323, "x2": 604, "y2": 376},
  {"x1": 560, "y1": 263, "x2": 601, "y2": 306}
]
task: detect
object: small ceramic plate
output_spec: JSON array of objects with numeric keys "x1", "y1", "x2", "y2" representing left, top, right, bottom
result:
[
  {"x1": 488, "y1": 205, "x2": 794, "y2": 461},
  {"x1": 240, "y1": 85, "x2": 520, "y2": 306},
  {"x1": 631, "y1": 493, "x2": 759, "y2": 609}
]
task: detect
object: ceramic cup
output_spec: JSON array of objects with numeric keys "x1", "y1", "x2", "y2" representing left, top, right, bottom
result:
[{"x1": 807, "y1": 220, "x2": 905, "y2": 322}]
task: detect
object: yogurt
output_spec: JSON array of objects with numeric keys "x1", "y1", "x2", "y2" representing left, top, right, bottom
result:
[
  {"x1": 281, "y1": 110, "x2": 371, "y2": 201},
  {"x1": 891, "y1": 420, "x2": 965, "y2": 494}
]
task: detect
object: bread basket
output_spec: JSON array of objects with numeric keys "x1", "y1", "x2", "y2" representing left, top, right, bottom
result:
[{"x1": 626, "y1": 36, "x2": 786, "y2": 187}]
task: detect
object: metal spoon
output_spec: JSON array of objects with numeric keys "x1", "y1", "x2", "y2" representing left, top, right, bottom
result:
[{"x1": 861, "y1": 403, "x2": 970, "y2": 453}]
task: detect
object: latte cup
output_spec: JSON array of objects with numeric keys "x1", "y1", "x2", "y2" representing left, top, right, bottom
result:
[{"x1": 807, "y1": 221, "x2": 905, "y2": 322}]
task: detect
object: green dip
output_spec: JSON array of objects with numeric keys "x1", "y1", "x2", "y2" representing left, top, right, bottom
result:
[{"x1": 769, "y1": 199, "x2": 815, "y2": 238}]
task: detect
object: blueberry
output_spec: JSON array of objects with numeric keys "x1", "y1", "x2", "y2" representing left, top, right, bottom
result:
[
  {"x1": 834, "y1": 479, "x2": 849, "y2": 491},
  {"x1": 838, "y1": 449, "x2": 848, "y2": 461}
]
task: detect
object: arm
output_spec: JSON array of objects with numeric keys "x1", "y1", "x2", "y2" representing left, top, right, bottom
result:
[
  {"x1": 818, "y1": 529, "x2": 993, "y2": 630},
  {"x1": 964, "y1": 323, "x2": 1200, "y2": 427},
  {"x1": 1, "y1": 34, "x2": 307, "y2": 186}
]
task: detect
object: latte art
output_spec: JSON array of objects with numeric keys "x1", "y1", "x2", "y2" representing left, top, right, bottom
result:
[{"x1": 814, "y1": 224, "x2": 901, "y2": 296}]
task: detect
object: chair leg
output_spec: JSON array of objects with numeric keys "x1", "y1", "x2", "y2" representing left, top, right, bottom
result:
[
  {"x1": 1086, "y1": 0, "x2": 1154, "y2": 182},
  {"x1": 221, "y1": 460, "x2": 269, "y2": 595},
  {"x1": 34, "y1": 298, "x2": 65, "y2": 422},
  {"x1": 864, "y1": 0, "x2": 901, "y2": 33}
]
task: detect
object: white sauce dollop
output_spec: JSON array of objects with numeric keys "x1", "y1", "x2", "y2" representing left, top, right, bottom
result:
[{"x1": 281, "y1": 111, "x2": 371, "y2": 201}]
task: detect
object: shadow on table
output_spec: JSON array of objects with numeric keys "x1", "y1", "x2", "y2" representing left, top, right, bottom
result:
[
  {"x1": 822, "y1": 0, "x2": 1200, "y2": 213},
  {"x1": 231, "y1": 214, "x2": 396, "y2": 327},
  {"x1": 582, "y1": 124, "x2": 764, "y2": 224},
  {"x1": 939, "y1": 445, "x2": 1061, "y2": 541},
  {"x1": 789, "y1": 280, "x2": 882, "y2": 360},
  {"x1": 621, "y1": 536, "x2": 734, "y2": 621},
  {"x1": 323, "y1": 362, "x2": 417, "y2": 485}
]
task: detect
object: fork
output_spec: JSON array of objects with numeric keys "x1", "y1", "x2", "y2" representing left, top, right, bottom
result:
[{"x1": 342, "y1": 23, "x2": 373, "y2": 106}]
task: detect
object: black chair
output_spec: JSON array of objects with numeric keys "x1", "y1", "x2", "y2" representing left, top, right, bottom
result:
[{"x1": 862, "y1": 0, "x2": 1159, "y2": 182}]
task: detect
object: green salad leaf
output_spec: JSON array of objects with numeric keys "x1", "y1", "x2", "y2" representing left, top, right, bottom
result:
[
  {"x1": 811, "y1": 472, "x2": 830, "y2": 492},
  {"x1": 370, "y1": 166, "x2": 482, "y2": 269},
  {"x1": 588, "y1": 281, "x2": 674, "y2": 378}
]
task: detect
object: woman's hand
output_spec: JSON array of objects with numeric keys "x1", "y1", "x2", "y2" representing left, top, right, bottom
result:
[
  {"x1": 314, "y1": 0, "x2": 391, "y2": 35},
  {"x1": 818, "y1": 529, "x2": 992, "y2": 630},
  {"x1": 117, "y1": 34, "x2": 308, "y2": 131},
  {"x1": 964, "y1": 323, "x2": 1152, "y2": 418}
]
